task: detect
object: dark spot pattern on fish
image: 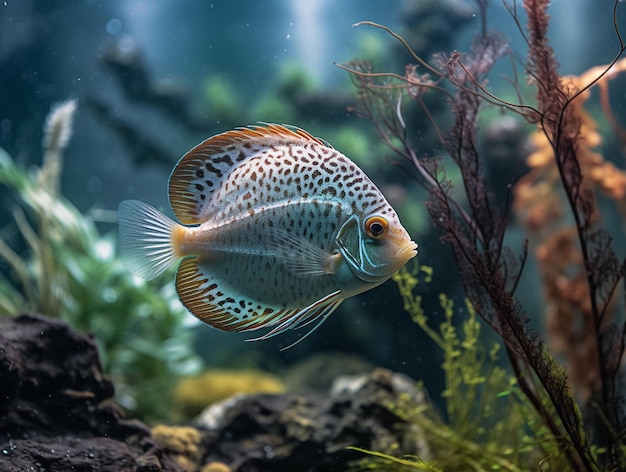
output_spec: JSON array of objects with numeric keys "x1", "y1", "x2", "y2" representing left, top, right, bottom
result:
[
  {"x1": 118, "y1": 124, "x2": 416, "y2": 339},
  {"x1": 214, "y1": 154, "x2": 233, "y2": 165},
  {"x1": 205, "y1": 162, "x2": 222, "y2": 178}
]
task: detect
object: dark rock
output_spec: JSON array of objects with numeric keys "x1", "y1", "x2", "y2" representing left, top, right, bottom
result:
[
  {"x1": 0, "y1": 314, "x2": 429, "y2": 472},
  {"x1": 196, "y1": 368, "x2": 429, "y2": 472},
  {"x1": 0, "y1": 314, "x2": 184, "y2": 472}
]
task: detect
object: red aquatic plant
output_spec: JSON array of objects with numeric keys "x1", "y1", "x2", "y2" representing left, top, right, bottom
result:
[{"x1": 340, "y1": 0, "x2": 626, "y2": 469}]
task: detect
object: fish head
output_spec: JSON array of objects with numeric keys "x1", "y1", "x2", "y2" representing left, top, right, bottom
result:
[{"x1": 336, "y1": 212, "x2": 417, "y2": 283}]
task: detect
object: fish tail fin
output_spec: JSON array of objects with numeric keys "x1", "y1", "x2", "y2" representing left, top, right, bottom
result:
[{"x1": 118, "y1": 199, "x2": 182, "y2": 280}]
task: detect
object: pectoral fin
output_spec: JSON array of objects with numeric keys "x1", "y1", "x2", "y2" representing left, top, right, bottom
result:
[{"x1": 269, "y1": 228, "x2": 341, "y2": 276}]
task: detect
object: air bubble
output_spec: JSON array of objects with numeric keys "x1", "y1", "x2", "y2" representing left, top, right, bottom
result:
[{"x1": 106, "y1": 18, "x2": 122, "y2": 36}]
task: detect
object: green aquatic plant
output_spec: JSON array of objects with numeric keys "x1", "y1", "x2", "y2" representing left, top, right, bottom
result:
[
  {"x1": 0, "y1": 100, "x2": 201, "y2": 422},
  {"x1": 349, "y1": 446, "x2": 443, "y2": 472},
  {"x1": 203, "y1": 74, "x2": 244, "y2": 127},
  {"x1": 351, "y1": 266, "x2": 567, "y2": 471}
]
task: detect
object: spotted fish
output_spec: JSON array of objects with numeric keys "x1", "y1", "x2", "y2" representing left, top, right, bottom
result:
[{"x1": 118, "y1": 124, "x2": 417, "y2": 347}]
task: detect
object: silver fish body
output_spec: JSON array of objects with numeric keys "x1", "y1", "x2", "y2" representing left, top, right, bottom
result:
[{"x1": 118, "y1": 124, "x2": 417, "y2": 346}]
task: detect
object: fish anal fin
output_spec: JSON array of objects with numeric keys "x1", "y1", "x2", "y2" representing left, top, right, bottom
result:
[
  {"x1": 246, "y1": 290, "x2": 344, "y2": 346},
  {"x1": 175, "y1": 257, "x2": 293, "y2": 332},
  {"x1": 176, "y1": 256, "x2": 343, "y2": 346},
  {"x1": 176, "y1": 257, "x2": 219, "y2": 324}
]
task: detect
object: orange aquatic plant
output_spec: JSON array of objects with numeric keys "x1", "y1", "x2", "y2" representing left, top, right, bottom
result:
[
  {"x1": 514, "y1": 58, "x2": 626, "y2": 404},
  {"x1": 515, "y1": 59, "x2": 626, "y2": 232}
]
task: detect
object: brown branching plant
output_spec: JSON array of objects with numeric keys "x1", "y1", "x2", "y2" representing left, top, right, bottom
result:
[
  {"x1": 339, "y1": 0, "x2": 626, "y2": 470},
  {"x1": 515, "y1": 56, "x2": 626, "y2": 408}
]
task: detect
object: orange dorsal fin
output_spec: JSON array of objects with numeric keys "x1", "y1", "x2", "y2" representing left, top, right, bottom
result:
[{"x1": 168, "y1": 124, "x2": 332, "y2": 225}]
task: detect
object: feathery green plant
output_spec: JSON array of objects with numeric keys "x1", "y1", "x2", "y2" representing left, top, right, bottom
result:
[
  {"x1": 0, "y1": 100, "x2": 202, "y2": 422},
  {"x1": 350, "y1": 265, "x2": 568, "y2": 471}
]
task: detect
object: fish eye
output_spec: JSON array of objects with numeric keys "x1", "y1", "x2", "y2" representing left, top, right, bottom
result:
[{"x1": 365, "y1": 216, "x2": 389, "y2": 240}]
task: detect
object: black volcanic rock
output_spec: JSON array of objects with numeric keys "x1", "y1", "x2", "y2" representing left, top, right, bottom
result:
[
  {"x1": 0, "y1": 314, "x2": 429, "y2": 472},
  {"x1": 0, "y1": 314, "x2": 183, "y2": 472}
]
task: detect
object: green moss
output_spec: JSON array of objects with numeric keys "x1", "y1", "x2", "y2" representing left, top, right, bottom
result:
[
  {"x1": 352, "y1": 31, "x2": 390, "y2": 65},
  {"x1": 275, "y1": 60, "x2": 317, "y2": 96},
  {"x1": 251, "y1": 95, "x2": 297, "y2": 123},
  {"x1": 203, "y1": 75, "x2": 242, "y2": 124},
  {"x1": 351, "y1": 265, "x2": 567, "y2": 471},
  {"x1": 331, "y1": 127, "x2": 372, "y2": 164}
]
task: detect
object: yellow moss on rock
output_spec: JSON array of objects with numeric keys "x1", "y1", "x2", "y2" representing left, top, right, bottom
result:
[
  {"x1": 201, "y1": 462, "x2": 232, "y2": 472},
  {"x1": 151, "y1": 424, "x2": 202, "y2": 471},
  {"x1": 175, "y1": 368, "x2": 285, "y2": 418}
]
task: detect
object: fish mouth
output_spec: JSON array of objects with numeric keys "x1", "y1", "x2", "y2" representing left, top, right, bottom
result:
[{"x1": 396, "y1": 241, "x2": 418, "y2": 260}]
